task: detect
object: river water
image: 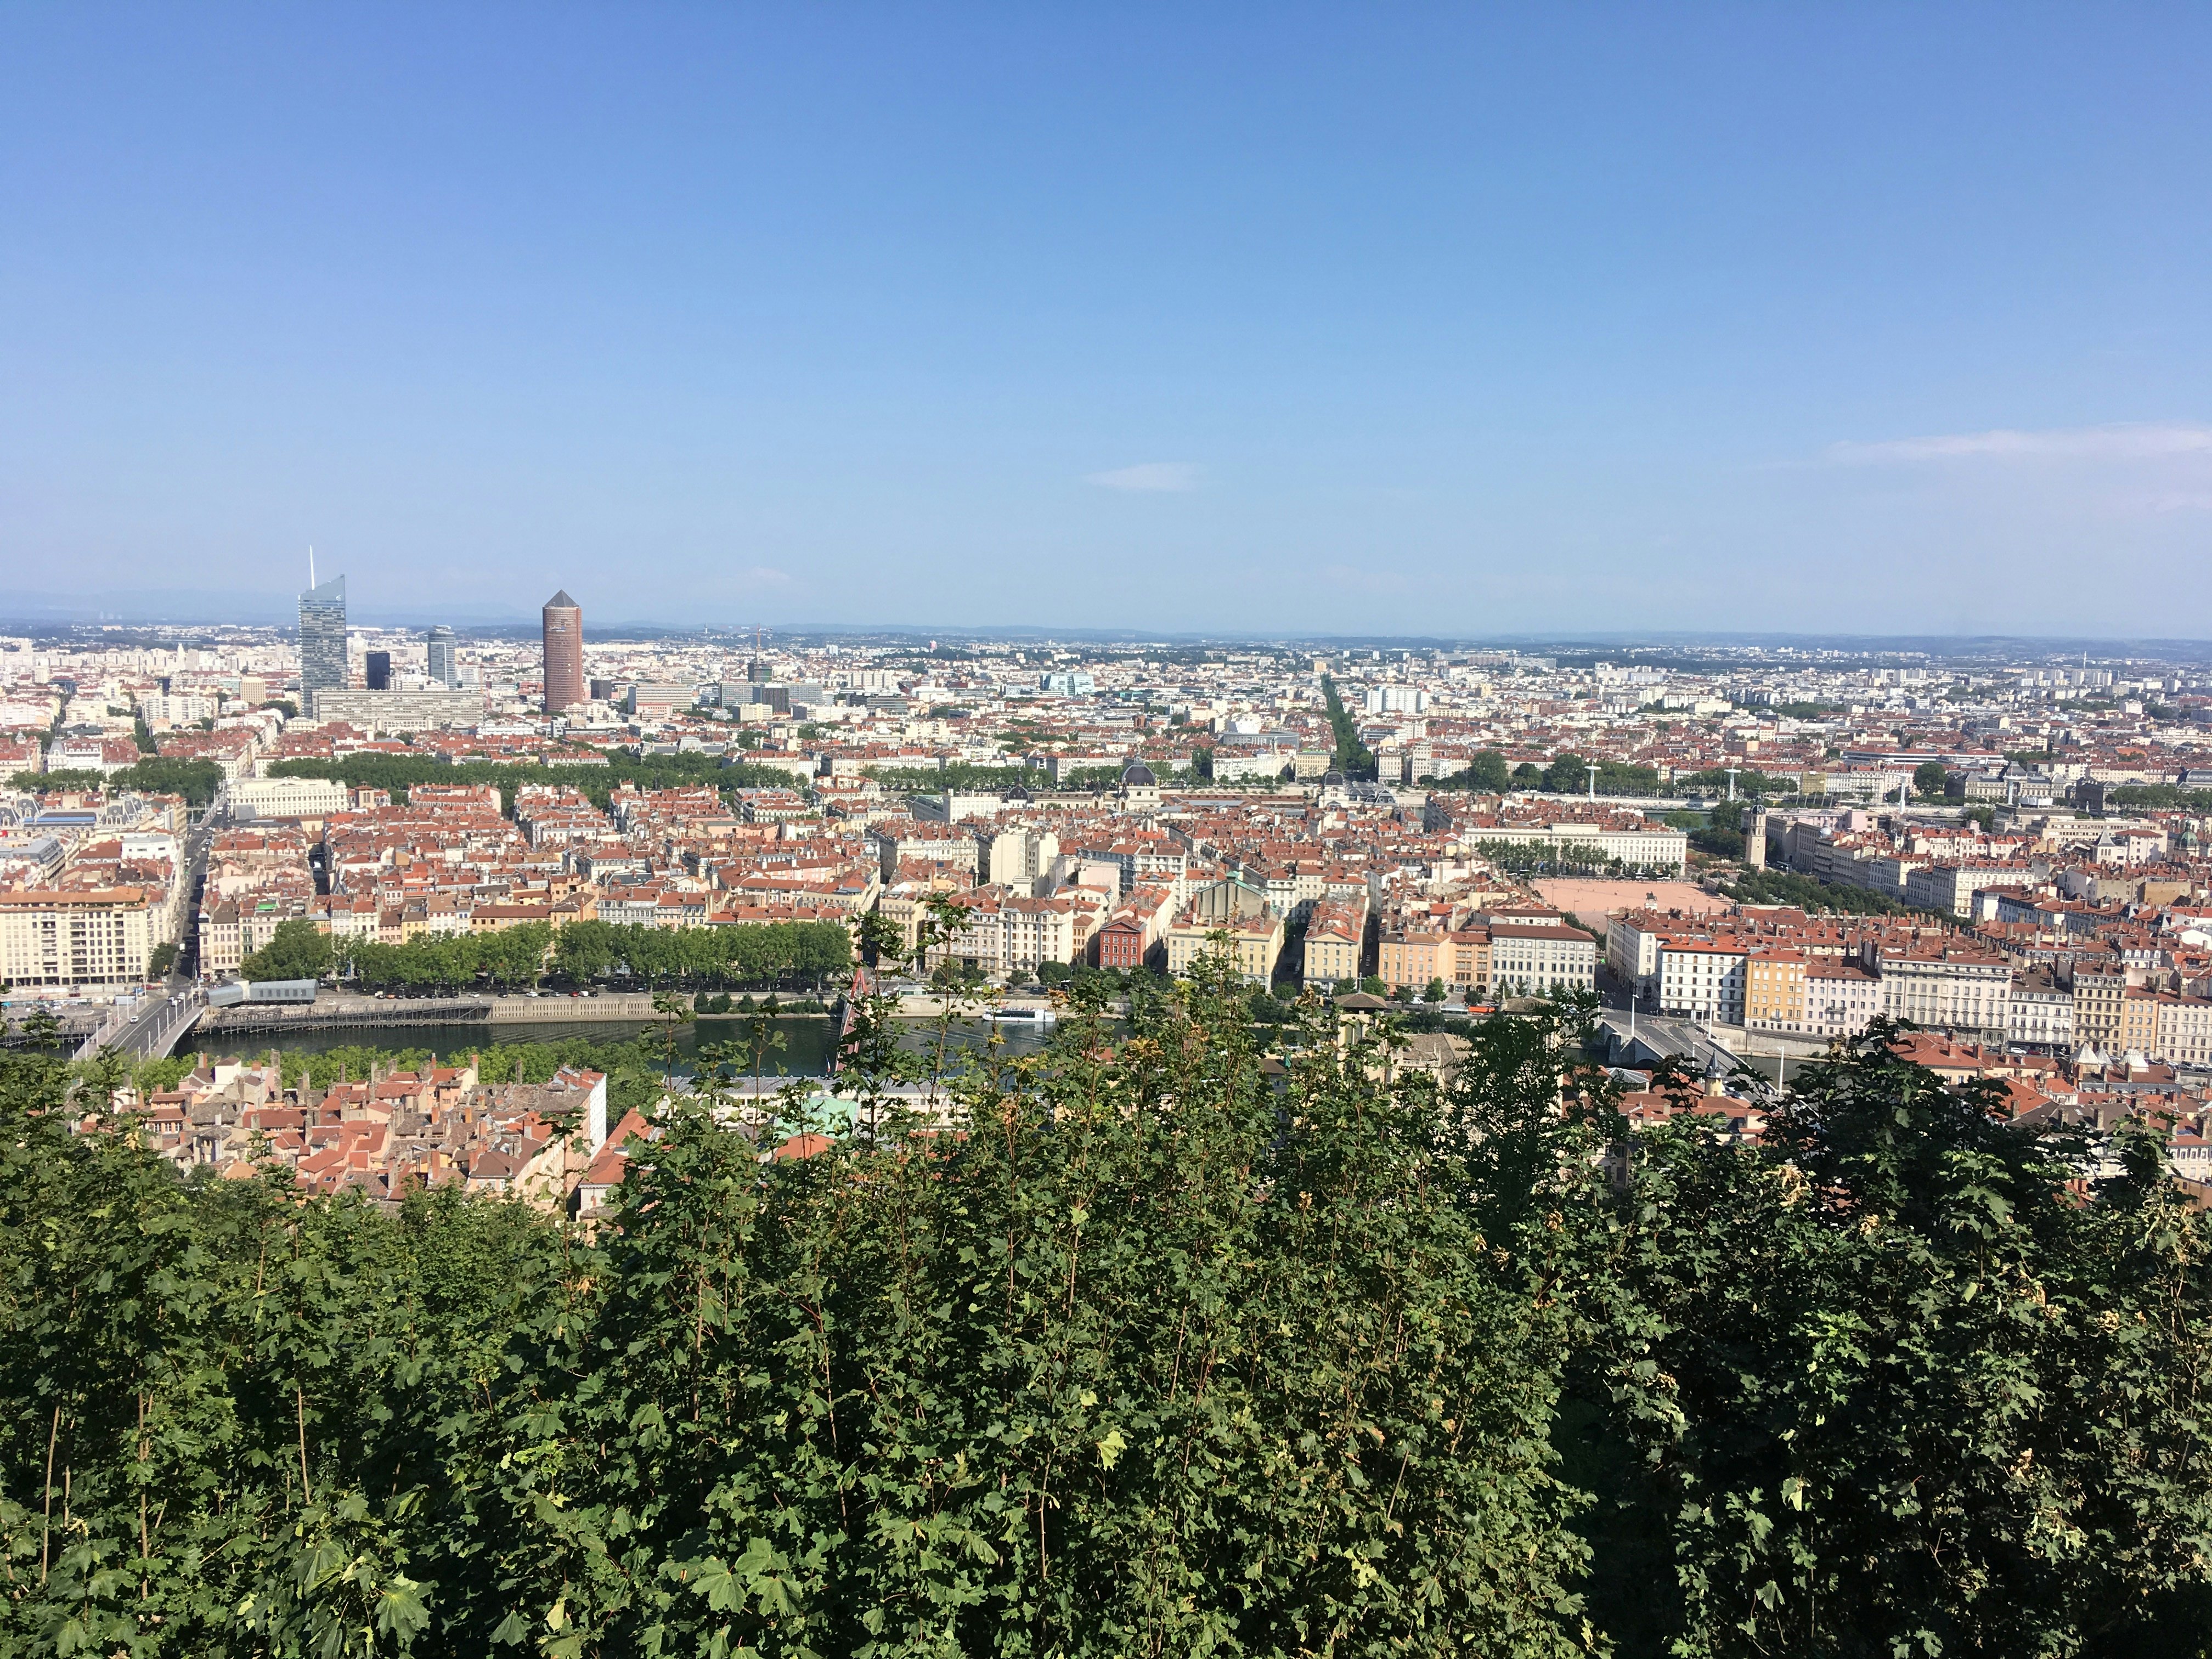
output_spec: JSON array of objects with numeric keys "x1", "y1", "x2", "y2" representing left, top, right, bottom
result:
[{"x1": 183, "y1": 1013, "x2": 1062, "y2": 1077}]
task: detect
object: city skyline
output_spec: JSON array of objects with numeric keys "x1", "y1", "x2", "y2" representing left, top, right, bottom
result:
[
  {"x1": 5, "y1": 5, "x2": 2211, "y2": 637},
  {"x1": 10, "y1": 13, "x2": 2212, "y2": 1651}
]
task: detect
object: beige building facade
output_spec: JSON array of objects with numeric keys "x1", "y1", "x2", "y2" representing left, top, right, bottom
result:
[{"x1": 0, "y1": 888, "x2": 155, "y2": 990}]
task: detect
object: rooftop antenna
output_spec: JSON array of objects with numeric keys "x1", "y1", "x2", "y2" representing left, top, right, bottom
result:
[{"x1": 309, "y1": 545, "x2": 315, "y2": 589}]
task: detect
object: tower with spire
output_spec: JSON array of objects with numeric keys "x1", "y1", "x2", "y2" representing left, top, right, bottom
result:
[{"x1": 297, "y1": 553, "x2": 347, "y2": 714}]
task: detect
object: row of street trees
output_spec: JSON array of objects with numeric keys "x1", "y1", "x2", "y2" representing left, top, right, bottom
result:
[
  {"x1": 14, "y1": 757, "x2": 228, "y2": 808},
  {"x1": 266, "y1": 751, "x2": 809, "y2": 810},
  {"x1": 1470, "y1": 837, "x2": 1677, "y2": 880},
  {"x1": 238, "y1": 915, "x2": 853, "y2": 993},
  {"x1": 1427, "y1": 751, "x2": 1668, "y2": 796}
]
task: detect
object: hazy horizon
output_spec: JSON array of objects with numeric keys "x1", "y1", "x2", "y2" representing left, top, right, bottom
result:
[{"x1": 5, "y1": 4, "x2": 2211, "y2": 636}]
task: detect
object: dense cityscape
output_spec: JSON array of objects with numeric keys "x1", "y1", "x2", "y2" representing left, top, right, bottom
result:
[
  {"x1": 5, "y1": 575, "x2": 2212, "y2": 1204},
  {"x1": 12, "y1": 8, "x2": 2212, "y2": 1654}
]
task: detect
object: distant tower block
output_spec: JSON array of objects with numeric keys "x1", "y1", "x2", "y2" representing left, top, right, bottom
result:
[
  {"x1": 1748, "y1": 806, "x2": 1770, "y2": 871},
  {"x1": 541, "y1": 590, "x2": 584, "y2": 713},
  {"x1": 426, "y1": 625, "x2": 457, "y2": 689},
  {"x1": 297, "y1": 572, "x2": 348, "y2": 713}
]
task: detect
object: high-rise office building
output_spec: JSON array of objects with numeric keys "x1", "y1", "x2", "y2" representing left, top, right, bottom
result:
[
  {"x1": 541, "y1": 590, "x2": 584, "y2": 713},
  {"x1": 298, "y1": 575, "x2": 348, "y2": 712},
  {"x1": 365, "y1": 650, "x2": 392, "y2": 691},
  {"x1": 425, "y1": 625, "x2": 457, "y2": 689}
]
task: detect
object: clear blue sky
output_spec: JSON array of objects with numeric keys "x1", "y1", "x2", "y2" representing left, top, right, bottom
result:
[{"x1": 5, "y1": 4, "x2": 2210, "y2": 636}]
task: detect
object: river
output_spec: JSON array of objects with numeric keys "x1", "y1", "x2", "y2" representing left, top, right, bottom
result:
[{"x1": 181, "y1": 1013, "x2": 1063, "y2": 1077}]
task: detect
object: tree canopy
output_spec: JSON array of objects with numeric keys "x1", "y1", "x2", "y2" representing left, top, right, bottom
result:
[
  {"x1": 1319, "y1": 676, "x2": 1376, "y2": 778},
  {"x1": 266, "y1": 752, "x2": 806, "y2": 810},
  {"x1": 3, "y1": 961, "x2": 2211, "y2": 1655},
  {"x1": 14, "y1": 757, "x2": 227, "y2": 808},
  {"x1": 235, "y1": 919, "x2": 855, "y2": 994},
  {"x1": 240, "y1": 917, "x2": 335, "y2": 982}
]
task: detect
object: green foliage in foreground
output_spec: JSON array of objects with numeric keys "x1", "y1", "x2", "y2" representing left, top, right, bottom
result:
[
  {"x1": 1562, "y1": 1037, "x2": 2212, "y2": 1657},
  {"x1": 0, "y1": 974, "x2": 1592, "y2": 1656},
  {"x1": 5, "y1": 960, "x2": 2212, "y2": 1655}
]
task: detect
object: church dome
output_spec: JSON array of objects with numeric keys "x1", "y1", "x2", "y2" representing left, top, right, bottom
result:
[{"x1": 1121, "y1": 763, "x2": 1158, "y2": 787}]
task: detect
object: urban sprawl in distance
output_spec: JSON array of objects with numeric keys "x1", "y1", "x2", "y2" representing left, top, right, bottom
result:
[{"x1": 6, "y1": 572, "x2": 2212, "y2": 1207}]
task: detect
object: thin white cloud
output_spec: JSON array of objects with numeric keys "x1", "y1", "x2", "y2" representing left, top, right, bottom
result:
[
  {"x1": 1085, "y1": 462, "x2": 1200, "y2": 493},
  {"x1": 1826, "y1": 422, "x2": 2212, "y2": 464},
  {"x1": 738, "y1": 566, "x2": 793, "y2": 586}
]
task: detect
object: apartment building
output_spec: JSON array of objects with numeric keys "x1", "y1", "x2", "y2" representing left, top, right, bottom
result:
[
  {"x1": 1488, "y1": 922, "x2": 1598, "y2": 998},
  {"x1": 1164, "y1": 910, "x2": 1284, "y2": 983},
  {"x1": 2151, "y1": 994, "x2": 2212, "y2": 1068},
  {"x1": 1875, "y1": 944, "x2": 2012, "y2": 1042},
  {"x1": 222, "y1": 776, "x2": 351, "y2": 822},
  {"x1": 2073, "y1": 969, "x2": 2129, "y2": 1052},
  {"x1": 1904, "y1": 860, "x2": 2039, "y2": 919},
  {"x1": 1743, "y1": 950, "x2": 1809, "y2": 1032},
  {"x1": 1804, "y1": 959, "x2": 1883, "y2": 1039},
  {"x1": 1301, "y1": 895, "x2": 1368, "y2": 988},
  {"x1": 2119, "y1": 989, "x2": 2162, "y2": 1058},
  {"x1": 926, "y1": 887, "x2": 1081, "y2": 978},
  {"x1": 1097, "y1": 884, "x2": 1176, "y2": 972},
  {"x1": 0, "y1": 888, "x2": 155, "y2": 989},
  {"x1": 978, "y1": 826, "x2": 1062, "y2": 891},
  {"x1": 1447, "y1": 818, "x2": 1689, "y2": 874},
  {"x1": 1658, "y1": 941, "x2": 1748, "y2": 1024},
  {"x1": 305, "y1": 689, "x2": 486, "y2": 730},
  {"x1": 870, "y1": 821, "x2": 981, "y2": 882},
  {"x1": 1606, "y1": 913, "x2": 1667, "y2": 1005},
  {"x1": 1443, "y1": 927, "x2": 1492, "y2": 997},
  {"x1": 2006, "y1": 968, "x2": 2075, "y2": 1049},
  {"x1": 1377, "y1": 925, "x2": 1447, "y2": 994},
  {"x1": 199, "y1": 893, "x2": 315, "y2": 978}
]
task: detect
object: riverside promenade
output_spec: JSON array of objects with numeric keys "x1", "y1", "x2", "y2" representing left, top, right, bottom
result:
[{"x1": 195, "y1": 990, "x2": 665, "y2": 1039}]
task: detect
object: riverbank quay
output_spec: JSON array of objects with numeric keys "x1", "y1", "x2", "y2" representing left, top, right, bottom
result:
[{"x1": 196, "y1": 989, "x2": 665, "y2": 1037}]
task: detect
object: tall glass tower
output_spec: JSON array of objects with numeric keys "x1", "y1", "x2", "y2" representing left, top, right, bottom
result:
[
  {"x1": 298, "y1": 575, "x2": 348, "y2": 711},
  {"x1": 426, "y1": 625, "x2": 457, "y2": 688}
]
